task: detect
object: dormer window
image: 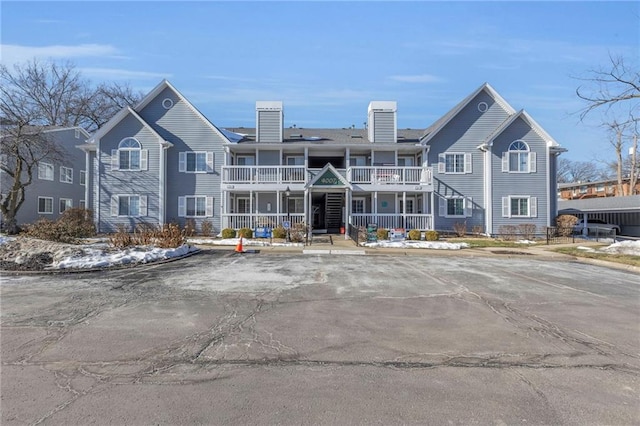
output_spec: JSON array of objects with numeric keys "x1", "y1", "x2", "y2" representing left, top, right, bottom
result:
[
  {"x1": 112, "y1": 138, "x2": 148, "y2": 171},
  {"x1": 502, "y1": 140, "x2": 536, "y2": 173}
]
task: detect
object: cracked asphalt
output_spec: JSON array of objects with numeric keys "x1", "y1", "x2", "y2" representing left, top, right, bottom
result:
[{"x1": 1, "y1": 250, "x2": 639, "y2": 425}]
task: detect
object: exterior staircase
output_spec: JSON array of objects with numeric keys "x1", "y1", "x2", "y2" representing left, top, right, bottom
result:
[{"x1": 325, "y1": 193, "x2": 344, "y2": 232}]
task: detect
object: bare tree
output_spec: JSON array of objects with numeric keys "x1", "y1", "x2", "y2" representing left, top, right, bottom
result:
[
  {"x1": 0, "y1": 59, "x2": 142, "y2": 233},
  {"x1": 557, "y1": 158, "x2": 602, "y2": 183},
  {"x1": 576, "y1": 54, "x2": 640, "y2": 121}
]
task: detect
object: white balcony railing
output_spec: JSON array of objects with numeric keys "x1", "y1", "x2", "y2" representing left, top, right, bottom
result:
[
  {"x1": 350, "y1": 214, "x2": 433, "y2": 230},
  {"x1": 222, "y1": 165, "x2": 432, "y2": 186},
  {"x1": 223, "y1": 213, "x2": 305, "y2": 230},
  {"x1": 348, "y1": 166, "x2": 432, "y2": 185},
  {"x1": 222, "y1": 166, "x2": 307, "y2": 185}
]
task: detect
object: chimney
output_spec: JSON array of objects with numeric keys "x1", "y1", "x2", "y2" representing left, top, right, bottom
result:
[
  {"x1": 256, "y1": 101, "x2": 283, "y2": 143},
  {"x1": 367, "y1": 101, "x2": 397, "y2": 143}
]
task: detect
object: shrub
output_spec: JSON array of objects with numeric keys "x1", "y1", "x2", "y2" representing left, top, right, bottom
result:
[
  {"x1": 289, "y1": 223, "x2": 308, "y2": 243},
  {"x1": 518, "y1": 223, "x2": 536, "y2": 240},
  {"x1": 471, "y1": 225, "x2": 484, "y2": 237},
  {"x1": 221, "y1": 228, "x2": 236, "y2": 239},
  {"x1": 376, "y1": 228, "x2": 389, "y2": 240},
  {"x1": 425, "y1": 230, "x2": 439, "y2": 241},
  {"x1": 184, "y1": 219, "x2": 196, "y2": 237},
  {"x1": 238, "y1": 227, "x2": 253, "y2": 238},
  {"x1": 24, "y1": 208, "x2": 95, "y2": 243},
  {"x1": 452, "y1": 221, "x2": 467, "y2": 237},
  {"x1": 556, "y1": 215, "x2": 578, "y2": 237},
  {"x1": 109, "y1": 224, "x2": 134, "y2": 249},
  {"x1": 154, "y1": 223, "x2": 186, "y2": 248},
  {"x1": 272, "y1": 226, "x2": 286, "y2": 239},
  {"x1": 498, "y1": 225, "x2": 518, "y2": 241},
  {"x1": 407, "y1": 229, "x2": 421, "y2": 240},
  {"x1": 201, "y1": 220, "x2": 213, "y2": 237}
]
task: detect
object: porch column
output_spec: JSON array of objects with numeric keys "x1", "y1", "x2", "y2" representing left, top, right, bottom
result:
[
  {"x1": 374, "y1": 191, "x2": 378, "y2": 226},
  {"x1": 402, "y1": 191, "x2": 406, "y2": 229},
  {"x1": 344, "y1": 188, "x2": 350, "y2": 240},
  {"x1": 276, "y1": 190, "x2": 281, "y2": 226},
  {"x1": 250, "y1": 190, "x2": 254, "y2": 229}
]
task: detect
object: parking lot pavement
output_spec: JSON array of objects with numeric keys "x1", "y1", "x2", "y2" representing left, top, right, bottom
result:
[{"x1": 2, "y1": 252, "x2": 638, "y2": 425}]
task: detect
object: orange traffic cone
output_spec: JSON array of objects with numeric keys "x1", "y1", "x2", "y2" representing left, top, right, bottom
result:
[{"x1": 235, "y1": 236, "x2": 244, "y2": 253}]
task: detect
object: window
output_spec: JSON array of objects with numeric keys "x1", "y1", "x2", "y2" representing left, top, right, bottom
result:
[
  {"x1": 236, "y1": 197, "x2": 251, "y2": 214},
  {"x1": 38, "y1": 197, "x2": 53, "y2": 214},
  {"x1": 179, "y1": 152, "x2": 214, "y2": 173},
  {"x1": 502, "y1": 196, "x2": 537, "y2": 218},
  {"x1": 80, "y1": 170, "x2": 86, "y2": 186},
  {"x1": 59, "y1": 198, "x2": 72, "y2": 213},
  {"x1": 286, "y1": 156, "x2": 304, "y2": 166},
  {"x1": 38, "y1": 163, "x2": 54, "y2": 181},
  {"x1": 79, "y1": 200, "x2": 86, "y2": 209},
  {"x1": 439, "y1": 196, "x2": 473, "y2": 218},
  {"x1": 398, "y1": 156, "x2": 415, "y2": 167},
  {"x1": 349, "y1": 156, "x2": 367, "y2": 167},
  {"x1": 178, "y1": 196, "x2": 213, "y2": 217},
  {"x1": 111, "y1": 195, "x2": 147, "y2": 217},
  {"x1": 236, "y1": 156, "x2": 255, "y2": 166},
  {"x1": 352, "y1": 197, "x2": 366, "y2": 214},
  {"x1": 60, "y1": 166, "x2": 73, "y2": 183},
  {"x1": 502, "y1": 141, "x2": 536, "y2": 173},
  {"x1": 579, "y1": 185, "x2": 588, "y2": 194},
  {"x1": 438, "y1": 153, "x2": 472, "y2": 174},
  {"x1": 287, "y1": 197, "x2": 304, "y2": 214},
  {"x1": 399, "y1": 198, "x2": 415, "y2": 213},
  {"x1": 596, "y1": 184, "x2": 605, "y2": 192},
  {"x1": 112, "y1": 138, "x2": 148, "y2": 171}
]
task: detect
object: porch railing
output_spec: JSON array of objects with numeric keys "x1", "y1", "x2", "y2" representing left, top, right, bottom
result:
[
  {"x1": 222, "y1": 166, "x2": 307, "y2": 184},
  {"x1": 223, "y1": 213, "x2": 305, "y2": 230},
  {"x1": 350, "y1": 214, "x2": 433, "y2": 230},
  {"x1": 222, "y1": 165, "x2": 432, "y2": 186},
  {"x1": 348, "y1": 167, "x2": 432, "y2": 185}
]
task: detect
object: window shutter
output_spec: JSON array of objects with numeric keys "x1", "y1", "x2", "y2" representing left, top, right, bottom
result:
[
  {"x1": 464, "y1": 153, "x2": 472, "y2": 174},
  {"x1": 438, "y1": 196, "x2": 446, "y2": 217},
  {"x1": 206, "y1": 152, "x2": 214, "y2": 173},
  {"x1": 111, "y1": 195, "x2": 119, "y2": 216},
  {"x1": 140, "y1": 150, "x2": 148, "y2": 170},
  {"x1": 465, "y1": 197, "x2": 473, "y2": 217},
  {"x1": 111, "y1": 150, "x2": 119, "y2": 171},
  {"x1": 530, "y1": 197, "x2": 537, "y2": 217},
  {"x1": 179, "y1": 152, "x2": 186, "y2": 172},
  {"x1": 206, "y1": 197, "x2": 214, "y2": 217},
  {"x1": 529, "y1": 152, "x2": 537, "y2": 173},
  {"x1": 140, "y1": 195, "x2": 147, "y2": 217},
  {"x1": 501, "y1": 152, "x2": 508, "y2": 172},
  {"x1": 178, "y1": 196, "x2": 186, "y2": 217},
  {"x1": 438, "y1": 153, "x2": 445, "y2": 174},
  {"x1": 502, "y1": 197, "x2": 509, "y2": 217}
]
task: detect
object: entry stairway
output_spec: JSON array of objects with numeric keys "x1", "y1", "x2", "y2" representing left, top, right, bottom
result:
[{"x1": 325, "y1": 193, "x2": 344, "y2": 232}]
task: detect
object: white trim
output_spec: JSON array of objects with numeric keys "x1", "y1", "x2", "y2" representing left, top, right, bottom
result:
[
  {"x1": 162, "y1": 98, "x2": 174, "y2": 109},
  {"x1": 59, "y1": 166, "x2": 73, "y2": 184},
  {"x1": 113, "y1": 194, "x2": 145, "y2": 217},
  {"x1": 80, "y1": 170, "x2": 86, "y2": 186},
  {"x1": 441, "y1": 152, "x2": 467, "y2": 174},
  {"x1": 38, "y1": 162, "x2": 54, "y2": 181},
  {"x1": 59, "y1": 198, "x2": 73, "y2": 213},
  {"x1": 37, "y1": 196, "x2": 54, "y2": 214},
  {"x1": 502, "y1": 195, "x2": 536, "y2": 218},
  {"x1": 178, "y1": 195, "x2": 211, "y2": 218},
  {"x1": 439, "y1": 196, "x2": 471, "y2": 218},
  {"x1": 179, "y1": 151, "x2": 213, "y2": 173}
]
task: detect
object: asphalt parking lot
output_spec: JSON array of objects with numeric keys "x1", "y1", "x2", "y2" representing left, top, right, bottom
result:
[{"x1": 1, "y1": 250, "x2": 639, "y2": 425}]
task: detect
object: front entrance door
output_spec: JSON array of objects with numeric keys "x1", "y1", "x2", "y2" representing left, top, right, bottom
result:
[{"x1": 311, "y1": 192, "x2": 344, "y2": 233}]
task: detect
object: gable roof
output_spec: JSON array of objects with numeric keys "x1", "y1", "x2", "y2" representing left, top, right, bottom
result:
[
  {"x1": 135, "y1": 79, "x2": 232, "y2": 144},
  {"x1": 484, "y1": 109, "x2": 561, "y2": 148},
  {"x1": 419, "y1": 82, "x2": 517, "y2": 145},
  {"x1": 88, "y1": 106, "x2": 168, "y2": 145},
  {"x1": 305, "y1": 163, "x2": 352, "y2": 189}
]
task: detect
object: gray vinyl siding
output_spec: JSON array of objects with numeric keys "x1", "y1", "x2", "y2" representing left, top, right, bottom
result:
[
  {"x1": 98, "y1": 114, "x2": 160, "y2": 233},
  {"x1": 430, "y1": 91, "x2": 511, "y2": 233},
  {"x1": 491, "y1": 116, "x2": 549, "y2": 233},
  {"x1": 2, "y1": 128, "x2": 88, "y2": 228},
  {"x1": 258, "y1": 150, "x2": 280, "y2": 165},
  {"x1": 373, "y1": 112, "x2": 395, "y2": 143},
  {"x1": 138, "y1": 87, "x2": 226, "y2": 234},
  {"x1": 257, "y1": 110, "x2": 282, "y2": 143}
]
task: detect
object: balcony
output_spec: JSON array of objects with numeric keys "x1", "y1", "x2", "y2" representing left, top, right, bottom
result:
[{"x1": 222, "y1": 165, "x2": 432, "y2": 189}]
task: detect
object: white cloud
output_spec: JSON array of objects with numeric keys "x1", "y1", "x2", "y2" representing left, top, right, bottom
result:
[
  {"x1": 389, "y1": 74, "x2": 443, "y2": 83},
  {"x1": 1, "y1": 43, "x2": 120, "y2": 66},
  {"x1": 80, "y1": 67, "x2": 171, "y2": 81}
]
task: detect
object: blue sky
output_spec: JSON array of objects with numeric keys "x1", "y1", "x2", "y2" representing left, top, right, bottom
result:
[{"x1": 1, "y1": 1, "x2": 638, "y2": 162}]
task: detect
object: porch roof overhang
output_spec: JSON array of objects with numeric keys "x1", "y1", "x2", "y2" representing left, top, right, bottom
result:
[{"x1": 305, "y1": 163, "x2": 352, "y2": 190}]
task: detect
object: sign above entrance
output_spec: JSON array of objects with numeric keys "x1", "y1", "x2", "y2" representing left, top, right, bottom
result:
[{"x1": 315, "y1": 169, "x2": 343, "y2": 186}]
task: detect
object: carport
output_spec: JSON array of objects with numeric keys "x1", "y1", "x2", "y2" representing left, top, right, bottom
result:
[{"x1": 559, "y1": 195, "x2": 640, "y2": 237}]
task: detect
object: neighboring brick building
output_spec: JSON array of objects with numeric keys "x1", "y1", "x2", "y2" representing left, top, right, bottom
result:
[{"x1": 558, "y1": 178, "x2": 640, "y2": 200}]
